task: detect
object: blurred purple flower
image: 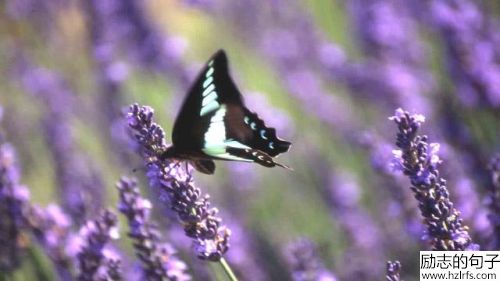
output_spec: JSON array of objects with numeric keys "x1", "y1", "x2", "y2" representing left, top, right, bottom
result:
[
  {"x1": 5, "y1": 0, "x2": 69, "y2": 35},
  {"x1": 286, "y1": 238, "x2": 337, "y2": 281},
  {"x1": 83, "y1": 0, "x2": 190, "y2": 88},
  {"x1": 428, "y1": 0, "x2": 500, "y2": 107},
  {"x1": 325, "y1": 171, "x2": 385, "y2": 280},
  {"x1": 390, "y1": 108, "x2": 478, "y2": 250},
  {"x1": 12, "y1": 54, "x2": 105, "y2": 225},
  {"x1": 96, "y1": 249, "x2": 122, "y2": 281},
  {"x1": 26, "y1": 204, "x2": 74, "y2": 281},
  {"x1": 438, "y1": 99, "x2": 493, "y2": 224},
  {"x1": 347, "y1": 0, "x2": 435, "y2": 116},
  {"x1": 182, "y1": 0, "x2": 216, "y2": 10},
  {"x1": 1, "y1": 112, "x2": 76, "y2": 279},
  {"x1": 83, "y1": 0, "x2": 132, "y2": 166},
  {"x1": 282, "y1": 68, "x2": 361, "y2": 142},
  {"x1": 127, "y1": 103, "x2": 230, "y2": 261},
  {"x1": 487, "y1": 154, "x2": 500, "y2": 250},
  {"x1": 224, "y1": 218, "x2": 269, "y2": 281},
  {"x1": 386, "y1": 261, "x2": 402, "y2": 281},
  {"x1": 360, "y1": 133, "x2": 424, "y2": 240},
  {"x1": 0, "y1": 139, "x2": 30, "y2": 272},
  {"x1": 437, "y1": 145, "x2": 491, "y2": 246},
  {"x1": 349, "y1": 0, "x2": 423, "y2": 62},
  {"x1": 117, "y1": 176, "x2": 190, "y2": 280},
  {"x1": 76, "y1": 210, "x2": 121, "y2": 281}
]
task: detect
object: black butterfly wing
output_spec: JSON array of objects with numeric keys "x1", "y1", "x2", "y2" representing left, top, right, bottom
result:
[
  {"x1": 171, "y1": 49, "x2": 290, "y2": 163},
  {"x1": 223, "y1": 104, "x2": 291, "y2": 157},
  {"x1": 171, "y1": 50, "x2": 232, "y2": 151}
]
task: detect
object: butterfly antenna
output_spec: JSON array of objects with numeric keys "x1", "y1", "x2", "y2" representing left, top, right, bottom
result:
[{"x1": 275, "y1": 162, "x2": 294, "y2": 171}]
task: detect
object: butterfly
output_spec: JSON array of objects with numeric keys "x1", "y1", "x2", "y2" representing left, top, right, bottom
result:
[{"x1": 160, "y1": 50, "x2": 291, "y2": 174}]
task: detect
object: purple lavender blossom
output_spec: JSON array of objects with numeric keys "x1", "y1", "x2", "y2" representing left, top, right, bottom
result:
[
  {"x1": 1, "y1": 111, "x2": 75, "y2": 279},
  {"x1": 26, "y1": 204, "x2": 74, "y2": 281},
  {"x1": 96, "y1": 249, "x2": 122, "y2": 281},
  {"x1": 127, "y1": 103, "x2": 230, "y2": 261},
  {"x1": 390, "y1": 108, "x2": 477, "y2": 250},
  {"x1": 487, "y1": 154, "x2": 500, "y2": 250},
  {"x1": 0, "y1": 139, "x2": 30, "y2": 272},
  {"x1": 286, "y1": 238, "x2": 337, "y2": 281},
  {"x1": 386, "y1": 261, "x2": 402, "y2": 281},
  {"x1": 76, "y1": 210, "x2": 121, "y2": 281},
  {"x1": 117, "y1": 176, "x2": 190, "y2": 280}
]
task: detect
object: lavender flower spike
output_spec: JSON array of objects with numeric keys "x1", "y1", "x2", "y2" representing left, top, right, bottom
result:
[
  {"x1": 77, "y1": 210, "x2": 120, "y2": 281},
  {"x1": 127, "y1": 103, "x2": 230, "y2": 261},
  {"x1": 96, "y1": 249, "x2": 122, "y2": 281},
  {"x1": 117, "y1": 176, "x2": 190, "y2": 280},
  {"x1": 386, "y1": 261, "x2": 402, "y2": 281},
  {"x1": 26, "y1": 204, "x2": 74, "y2": 281},
  {"x1": 390, "y1": 108, "x2": 478, "y2": 250}
]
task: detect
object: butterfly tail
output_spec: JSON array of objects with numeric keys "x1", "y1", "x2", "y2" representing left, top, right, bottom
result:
[
  {"x1": 274, "y1": 161, "x2": 293, "y2": 171},
  {"x1": 225, "y1": 147, "x2": 292, "y2": 170}
]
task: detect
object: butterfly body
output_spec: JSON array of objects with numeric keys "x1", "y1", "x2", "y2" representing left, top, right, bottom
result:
[{"x1": 162, "y1": 50, "x2": 291, "y2": 174}]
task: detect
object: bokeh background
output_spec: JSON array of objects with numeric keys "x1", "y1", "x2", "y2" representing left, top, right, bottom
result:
[{"x1": 1, "y1": 0, "x2": 500, "y2": 280}]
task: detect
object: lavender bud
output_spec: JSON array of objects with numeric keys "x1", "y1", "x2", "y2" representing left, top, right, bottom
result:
[
  {"x1": 390, "y1": 108, "x2": 478, "y2": 250},
  {"x1": 96, "y1": 249, "x2": 122, "y2": 281},
  {"x1": 117, "y1": 176, "x2": 190, "y2": 280},
  {"x1": 386, "y1": 261, "x2": 402, "y2": 281},
  {"x1": 26, "y1": 204, "x2": 73, "y2": 281},
  {"x1": 77, "y1": 210, "x2": 120, "y2": 281}
]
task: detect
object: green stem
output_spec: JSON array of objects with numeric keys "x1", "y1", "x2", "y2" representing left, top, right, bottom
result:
[{"x1": 219, "y1": 257, "x2": 239, "y2": 281}]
